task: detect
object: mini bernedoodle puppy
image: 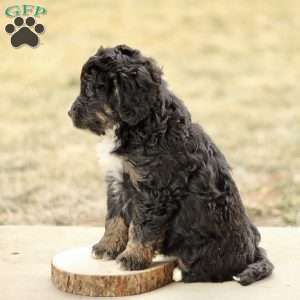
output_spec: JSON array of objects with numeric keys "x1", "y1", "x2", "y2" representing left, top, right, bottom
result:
[{"x1": 68, "y1": 45, "x2": 274, "y2": 285}]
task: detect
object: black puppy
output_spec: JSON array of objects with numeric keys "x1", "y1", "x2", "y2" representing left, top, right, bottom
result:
[{"x1": 68, "y1": 45, "x2": 274, "y2": 285}]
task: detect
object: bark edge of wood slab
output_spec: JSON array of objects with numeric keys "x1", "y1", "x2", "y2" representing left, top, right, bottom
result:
[{"x1": 51, "y1": 246, "x2": 177, "y2": 297}]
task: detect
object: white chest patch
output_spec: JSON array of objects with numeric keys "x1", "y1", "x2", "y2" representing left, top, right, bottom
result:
[{"x1": 96, "y1": 128, "x2": 123, "y2": 181}]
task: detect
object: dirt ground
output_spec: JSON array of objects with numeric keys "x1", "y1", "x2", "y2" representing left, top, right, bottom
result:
[{"x1": 0, "y1": 0, "x2": 299, "y2": 226}]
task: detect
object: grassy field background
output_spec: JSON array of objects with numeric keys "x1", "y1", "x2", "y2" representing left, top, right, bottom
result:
[{"x1": 0, "y1": 0, "x2": 299, "y2": 226}]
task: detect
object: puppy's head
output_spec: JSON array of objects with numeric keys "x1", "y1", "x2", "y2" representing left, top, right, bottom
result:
[{"x1": 68, "y1": 44, "x2": 163, "y2": 135}]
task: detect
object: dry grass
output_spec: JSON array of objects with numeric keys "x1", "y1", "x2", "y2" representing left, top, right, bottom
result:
[{"x1": 0, "y1": 0, "x2": 299, "y2": 226}]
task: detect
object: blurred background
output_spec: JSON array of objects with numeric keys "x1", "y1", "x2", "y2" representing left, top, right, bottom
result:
[{"x1": 0, "y1": 0, "x2": 299, "y2": 226}]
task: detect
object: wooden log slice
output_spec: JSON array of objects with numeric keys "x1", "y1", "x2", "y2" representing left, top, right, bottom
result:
[{"x1": 51, "y1": 246, "x2": 177, "y2": 297}]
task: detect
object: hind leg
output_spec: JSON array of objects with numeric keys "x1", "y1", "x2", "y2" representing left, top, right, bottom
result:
[{"x1": 171, "y1": 251, "x2": 243, "y2": 283}]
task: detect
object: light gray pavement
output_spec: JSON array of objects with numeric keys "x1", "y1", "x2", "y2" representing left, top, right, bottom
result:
[{"x1": 0, "y1": 226, "x2": 299, "y2": 300}]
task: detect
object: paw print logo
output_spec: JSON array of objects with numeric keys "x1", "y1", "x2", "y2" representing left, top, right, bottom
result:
[{"x1": 5, "y1": 17, "x2": 44, "y2": 48}]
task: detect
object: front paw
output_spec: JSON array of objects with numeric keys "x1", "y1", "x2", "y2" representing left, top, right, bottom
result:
[
  {"x1": 116, "y1": 248, "x2": 152, "y2": 270},
  {"x1": 92, "y1": 238, "x2": 125, "y2": 260}
]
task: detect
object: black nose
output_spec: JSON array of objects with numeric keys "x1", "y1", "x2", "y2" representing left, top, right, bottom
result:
[{"x1": 68, "y1": 109, "x2": 72, "y2": 117}]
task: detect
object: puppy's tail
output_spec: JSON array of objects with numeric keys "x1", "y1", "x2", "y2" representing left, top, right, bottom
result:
[{"x1": 233, "y1": 247, "x2": 274, "y2": 286}]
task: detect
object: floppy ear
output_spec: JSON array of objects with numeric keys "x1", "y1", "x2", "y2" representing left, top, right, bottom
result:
[{"x1": 113, "y1": 65, "x2": 160, "y2": 126}]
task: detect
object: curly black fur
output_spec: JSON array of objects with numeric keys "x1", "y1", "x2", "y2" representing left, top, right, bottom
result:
[{"x1": 68, "y1": 44, "x2": 274, "y2": 285}]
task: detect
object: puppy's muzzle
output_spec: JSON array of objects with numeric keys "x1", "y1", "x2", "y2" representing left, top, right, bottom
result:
[{"x1": 68, "y1": 100, "x2": 87, "y2": 129}]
